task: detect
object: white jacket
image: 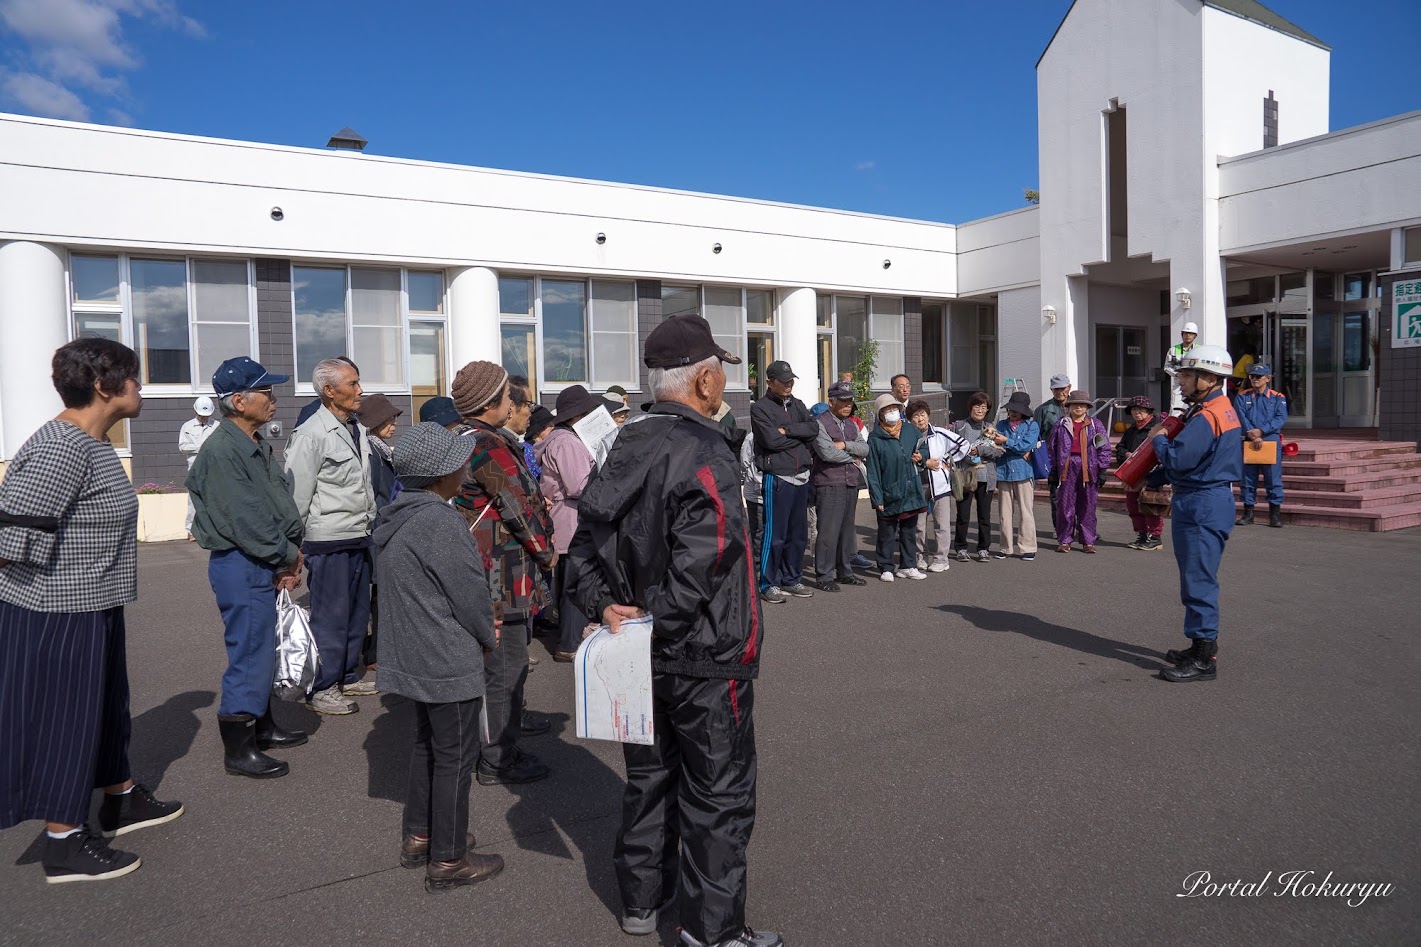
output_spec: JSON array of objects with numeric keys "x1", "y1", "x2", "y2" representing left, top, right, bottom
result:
[{"x1": 284, "y1": 404, "x2": 376, "y2": 542}]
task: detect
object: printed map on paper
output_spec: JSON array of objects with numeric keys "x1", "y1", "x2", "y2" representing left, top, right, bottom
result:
[{"x1": 574, "y1": 615, "x2": 654, "y2": 745}]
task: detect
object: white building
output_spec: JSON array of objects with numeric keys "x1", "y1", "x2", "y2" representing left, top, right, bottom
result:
[{"x1": 2, "y1": 0, "x2": 1419, "y2": 488}]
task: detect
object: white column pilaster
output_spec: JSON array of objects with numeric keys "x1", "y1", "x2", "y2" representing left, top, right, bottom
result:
[
  {"x1": 776, "y1": 287, "x2": 820, "y2": 405},
  {"x1": 447, "y1": 266, "x2": 501, "y2": 371},
  {"x1": 0, "y1": 241, "x2": 68, "y2": 459}
]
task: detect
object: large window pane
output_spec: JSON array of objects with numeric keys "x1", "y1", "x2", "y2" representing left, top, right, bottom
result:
[
  {"x1": 500, "y1": 323, "x2": 537, "y2": 396},
  {"x1": 870, "y1": 297, "x2": 904, "y2": 389},
  {"x1": 950, "y1": 304, "x2": 979, "y2": 386},
  {"x1": 748, "y1": 333, "x2": 775, "y2": 400},
  {"x1": 130, "y1": 259, "x2": 190, "y2": 385},
  {"x1": 293, "y1": 266, "x2": 348, "y2": 384},
  {"x1": 816, "y1": 294, "x2": 832, "y2": 329},
  {"x1": 590, "y1": 280, "x2": 636, "y2": 388},
  {"x1": 1343, "y1": 272, "x2": 1372, "y2": 301},
  {"x1": 542, "y1": 280, "x2": 588, "y2": 383},
  {"x1": 499, "y1": 277, "x2": 532, "y2": 317},
  {"x1": 195, "y1": 323, "x2": 253, "y2": 387},
  {"x1": 351, "y1": 268, "x2": 402, "y2": 327},
  {"x1": 75, "y1": 312, "x2": 122, "y2": 342},
  {"x1": 72, "y1": 255, "x2": 120, "y2": 304},
  {"x1": 662, "y1": 285, "x2": 700, "y2": 318},
  {"x1": 192, "y1": 260, "x2": 248, "y2": 322},
  {"x1": 353, "y1": 327, "x2": 404, "y2": 387},
  {"x1": 922, "y1": 304, "x2": 945, "y2": 386},
  {"x1": 703, "y1": 287, "x2": 745, "y2": 387},
  {"x1": 411, "y1": 321, "x2": 448, "y2": 418},
  {"x1": 408, "y1": 271, "x2": 444, "y2": 313},
  {"x1": 1343, "y1": 312, "x2": 1371, "y2": 372},
  {"x1": 835, "y1": 296, "x2": 868, "y2": 378},
  {"x1": 746, "y1": 290, "x2": 773, "y2": 325},
  {"x1": 1227, "y1": 277, "x2": 1275, "y2": 307},
  {"x1": 1405, "y1": 228, "x2": 1421, "y2": 265}
]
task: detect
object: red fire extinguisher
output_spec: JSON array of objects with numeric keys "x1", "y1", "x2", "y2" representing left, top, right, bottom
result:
[{"x1": 1115, "y1": 415, "x2": 1186, "y2": 489}]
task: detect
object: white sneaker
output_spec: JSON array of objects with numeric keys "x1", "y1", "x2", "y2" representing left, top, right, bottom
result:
[
  {"x1": 900, "y1": 568, "x2": 927, "y2": 580},
  {"x1": 916, "y1": 556, "x2": 928, "y2": 570},
  {"x1": 928, "y1": 561, "x2": 950, "y2": 573},
  {"x1": 879, "y1": 571, "x2": 895, "y2": 582}
]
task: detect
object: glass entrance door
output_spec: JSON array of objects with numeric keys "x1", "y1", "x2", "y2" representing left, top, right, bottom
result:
[
  {"x1": 1094, "y1": 325, "x2": 1148, "y2": 399},
  {"x1": 1277, "y1": 316, "x2": 1309, "y2": 426}
]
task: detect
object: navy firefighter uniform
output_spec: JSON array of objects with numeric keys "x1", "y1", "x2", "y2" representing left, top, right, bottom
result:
[
  {"x1": 1232, "y1": 364, "x2": 1288, "y2": 517},
  {"x1": 1150, "y1": 387, "x2": 1242, "y2": 670}
]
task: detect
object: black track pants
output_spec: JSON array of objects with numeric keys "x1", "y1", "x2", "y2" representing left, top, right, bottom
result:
[{"x1": 617, "y1": 673, "x2": 758, "y2": 945}]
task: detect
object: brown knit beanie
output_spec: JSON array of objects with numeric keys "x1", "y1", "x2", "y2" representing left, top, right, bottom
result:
[{"x1": 451, "y1": 360, "x2": 509, "y2": 417}]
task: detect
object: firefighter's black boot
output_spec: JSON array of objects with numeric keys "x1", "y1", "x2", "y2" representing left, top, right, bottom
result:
[
  {"x1": 1268, "y1": 504, "x2": 1283, "y2": 528},
  {"x1": 1237, "y1": 505, "x2": 1254, "y2": 526},
  {"x1": 1162, "y1": 639, "x2": 1217, "y2": 683}
]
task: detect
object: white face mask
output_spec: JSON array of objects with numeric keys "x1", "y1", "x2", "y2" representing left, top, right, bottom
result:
[{"x1": 882, "y1": 410, "x2": 901, "y2": 425}]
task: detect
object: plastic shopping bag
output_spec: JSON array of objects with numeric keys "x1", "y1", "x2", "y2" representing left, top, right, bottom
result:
[{"x1": 273, "y1": 589, "x2": 320, "y2": 701}]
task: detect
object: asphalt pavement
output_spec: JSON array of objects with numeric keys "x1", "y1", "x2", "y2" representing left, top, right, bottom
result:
[{"x1": 2, "y1": 505, "x2": 1417, "y2": 946}]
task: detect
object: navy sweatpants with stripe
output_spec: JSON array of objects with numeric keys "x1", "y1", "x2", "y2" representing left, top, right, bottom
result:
[
  {"x1": 759, "y1": 475, "x2": 809, "y2": 591},
  {"x1": 0, "y1": 602, "x2": 131, "y2": 828}
]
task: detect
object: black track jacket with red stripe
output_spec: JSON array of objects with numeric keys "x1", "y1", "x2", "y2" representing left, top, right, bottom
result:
[{"x1": 567, "y1": 401, "x2": 763, "y2": 680}]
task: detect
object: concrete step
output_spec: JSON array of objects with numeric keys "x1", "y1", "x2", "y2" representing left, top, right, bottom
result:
[
  {"x1": 1075, "y1": 490, "x2": 1421, "y2": 532},
  {"x1": 1287, "y1": 442, "x2": 1416, "y2": 463},
  {"x1": 1263, "y1": 484, "x2": 1421, "y2": 510},
  {"x1": 1281, "y1": 467, "x2": 1421, "y2": 493},
  {"x1": 1281, "y1": 455, "x2": 1421, "y2": 477}
]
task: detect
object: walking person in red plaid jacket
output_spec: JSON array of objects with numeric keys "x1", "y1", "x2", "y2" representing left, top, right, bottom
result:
[{"x1": 449, "y1": 360, "x2": 556, "y2": 786}]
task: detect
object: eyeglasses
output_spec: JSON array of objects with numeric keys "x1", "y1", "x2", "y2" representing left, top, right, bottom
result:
[{"x1": 243, "y1": 387, "x2": 274, "y2": 397}]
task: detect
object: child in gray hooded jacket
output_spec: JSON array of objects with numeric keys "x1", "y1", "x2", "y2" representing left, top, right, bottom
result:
[{"x1": 373, "y1": 422, "x2": 503, "y2": 893}]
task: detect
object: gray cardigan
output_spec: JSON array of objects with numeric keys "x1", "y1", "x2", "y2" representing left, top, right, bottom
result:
[
  {"x1": 371, "y1": 489, "x2": 497, "y2": 703},
  {"x1": 951, "y1": 419, "x2": 1004, "y2": 492}
]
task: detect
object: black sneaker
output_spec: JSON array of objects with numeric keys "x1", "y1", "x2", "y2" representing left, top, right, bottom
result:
[
  {"x1": 991, "y1": 550, "x2": 1009, "y2": 560},
  {"x1": 519, "y1": 713, "x2": 552, "y2": 736},
  {"x1": 1139, "y1": 535, "x2": 1163, "y2": 551},
  {"x1": 1020, "y1": 552, "x2": 1036, "y2": 562},
  {"x1": 814, "y1": 579, "x2": 841, "y2": 592},
  {"x1": 98, "y1": 783, "x2": 184, "y2": 839},
  {"x1": 679, "y1": 926, "x2": 785, "y2": 947},
  {"x1": 783, "y1": 583, "x2": 814, "y2": 598},
  {"x1": 476, "y1": 749, "x2": 550, "y2": 786},
  {"x1": 43, "y1": 827, "x2": 141, "y2": 884},
  {"x1": 837, "y1": 573, "x2": 866, "y2": 586},
  {"x1": 955, "y1": 549, "x2": 969, "y2": 562}
]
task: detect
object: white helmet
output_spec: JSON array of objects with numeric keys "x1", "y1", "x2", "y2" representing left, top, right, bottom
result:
[
  {"x1": 1179, "y1": 344, "x2": 1232, "y2": 377},
  {"x1": 1182, "y1": 322, "x2": 1199, "y2": 335},
  {"x1": 193, "y1": 396, "x2": 215, "y2": 417}
]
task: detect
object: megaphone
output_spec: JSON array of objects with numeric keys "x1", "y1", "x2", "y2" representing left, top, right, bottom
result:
[{"x1": 1282, "y1": 442, "x2": 1299, "y2": 457}]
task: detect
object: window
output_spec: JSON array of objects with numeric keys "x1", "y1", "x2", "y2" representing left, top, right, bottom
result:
[
  {"x1": 746, "y1": 290, "x2": 775, "y2": 399},
  {"x1": 542, "y1": 279, "x2": 589, "y2": 383},
  {"x1": 1263, "y1": 91, "x2": 1279, "y2": 149},
  {"x1": 1405, "y1": 227, "x2": 1421, "y2": 266},
  {"x1": 921, "y1": 303, "x2": 946, "y2": 387},
  {"x1": 816, "y1": 294, "x2": 832, "y2": 329},
  {"x1": 500, "y1": 276, "x2": 639, "y2": 390},
  {"x1": 703, "y1": 287, "x2": 747, "y2": 388},
  {"x1": 662, "y1": 284, "x2": 700, "y2": 319},
  {"x1": 69, "y1": 253, "x2": 257, "y2": 395},
  {"x1": 870, "y1": 297, "x2": 904, "y2": 389},
  {"x1": 1227, "y1": 277, "x2": 1276, "y2": 307},
  {"x1": 835, "y1": 295, "x2": 868, "y2": 377},
  {"x1": 951, "y1": 303, "x2": 999, "y2": 391},
  {"x1": 292, "y1": 266, "x2": 416, "y2": 389},
  {"x1": 409, "y1": 271, "x2": 447, "y2": 416},
  {"x1": 1343, "y1": 272, "x2": 1373, "y2": 302},
  {"x1": 1343, "y1": 312, "x2": 1371, "y2": 372}
]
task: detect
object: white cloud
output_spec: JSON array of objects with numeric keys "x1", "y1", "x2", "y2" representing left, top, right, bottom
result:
[
  {"x1": 854, "y1": 160, "x2": 877, "y2": 172},
  {"x1": 1, "y1": 71, "x2": 90, "y2": 120},
  {"x1": 0, "y1": 0, "x2": 203, "y2": 121}
]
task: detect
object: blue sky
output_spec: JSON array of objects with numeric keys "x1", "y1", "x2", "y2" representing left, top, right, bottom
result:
[{"x1": 1, "y1": 0, "x2": 1417, "y2": 223}]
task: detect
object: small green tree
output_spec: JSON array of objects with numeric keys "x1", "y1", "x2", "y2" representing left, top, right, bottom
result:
[
  {"x1": 851, "y1": 339, "x2": 879, "y2": 422},
  {"x1": 1024, "y1": 188, "x2": 1040, "y2": 205}
]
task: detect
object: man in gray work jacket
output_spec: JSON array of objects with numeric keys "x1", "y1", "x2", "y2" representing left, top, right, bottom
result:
[
  {"x1": 285, "y1": 358, "x2": 377, "y2": 716},
  {"x1": 188, "y1": 357, "x2": 308, "y2": 780}
]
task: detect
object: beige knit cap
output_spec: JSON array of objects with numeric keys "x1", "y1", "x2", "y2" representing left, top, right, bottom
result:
[{"x1": 451, "y1": 360, "x2": 509, "y2": 417}]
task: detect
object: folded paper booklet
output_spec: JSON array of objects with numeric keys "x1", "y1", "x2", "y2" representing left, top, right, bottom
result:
[
  {"x1": 574, "y1": 615, "x2": 654, "y2": 745},
  {"x1": 1245, "y1": 440, "x2": 1279, "y2": 465}
]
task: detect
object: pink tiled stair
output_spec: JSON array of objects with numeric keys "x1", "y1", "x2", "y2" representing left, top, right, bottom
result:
[{"x1": 1037, "y1": 434, "x2": 1421, "y2": 532}]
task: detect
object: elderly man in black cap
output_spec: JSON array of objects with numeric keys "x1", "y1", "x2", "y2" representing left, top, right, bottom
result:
[
  {"x1": 749, "y1": 360, "x2": 818, "y2": 605},
  {"x1": 809, "y1": 381, "x2": 868, "y2": 591},
  {"x1": 568, "y1": 314, "x2": 782, "y2": 947}
]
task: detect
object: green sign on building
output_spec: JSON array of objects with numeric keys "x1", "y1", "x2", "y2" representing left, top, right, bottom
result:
[{"x1": 1395, "y1": 279, "x2": 1421, "y2": 348}]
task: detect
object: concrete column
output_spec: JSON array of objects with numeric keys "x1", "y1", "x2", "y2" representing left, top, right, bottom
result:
[
  {"x1": 776, "y1": 287, "x2": 820, "y2": 405},
  {"x1": 0, "y1": 241, "x2": 68, "y2": 459},
  {"x1": 447, "y1": 266, "x2": 501, "y2": 371}
]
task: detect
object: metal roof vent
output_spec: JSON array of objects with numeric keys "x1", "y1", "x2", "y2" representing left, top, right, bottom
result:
[{"x1": 325, "y1": 127, "x2": 368, "y2": 151}]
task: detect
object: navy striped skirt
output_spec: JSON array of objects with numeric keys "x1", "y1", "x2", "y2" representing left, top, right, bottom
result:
[{"x1": 0, "y1": 601, "x2": 132, "y2": 828}]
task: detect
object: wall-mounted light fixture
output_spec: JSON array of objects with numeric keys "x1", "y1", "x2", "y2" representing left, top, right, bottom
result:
[
  {"x1": 1176, "y1": 287, "x2": 1192, "y2": 310},
  {"x1": 1042, "y1": 305, "x2": 1057, "y2": 325}
]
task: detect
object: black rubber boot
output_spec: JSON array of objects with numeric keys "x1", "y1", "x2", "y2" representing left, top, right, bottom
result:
[
  {"x1": 1162, "y1": 639, "x2": 1217, "y2": 683},
  {"x1": 1163, "y1": 639, "x2": 1200, "y2": 665},
  {"x1": 1237, "y1": 505, "x2": 1254, "y2": 526},
  {"x1": 255, "y1": 703, "x2": 308, "y2": 750},
  {"x1": 1268, "y1": 504, "x2": 1283, "y2": 528},
  {"x1": 219, "y1": 714, "x2": 289, "y2": 778}
]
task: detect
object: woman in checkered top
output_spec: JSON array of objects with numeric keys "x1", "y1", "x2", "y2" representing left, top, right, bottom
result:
[{"x1": 0, "y1": 339, "x2": 182, "y2": 884}]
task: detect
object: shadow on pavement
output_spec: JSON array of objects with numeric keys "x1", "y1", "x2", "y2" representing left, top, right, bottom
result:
[
  {"x1": 937, "y1": 603, "x2": 1167, "y2": 668},
  {"x1": 502, "y1": 714, "x2": 625, "y2": 918},
  {"x1": 362, "y1": 694, "x2": 412, "y2": 804}
]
